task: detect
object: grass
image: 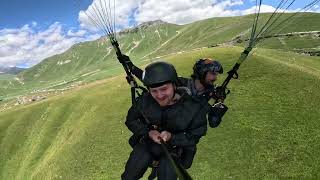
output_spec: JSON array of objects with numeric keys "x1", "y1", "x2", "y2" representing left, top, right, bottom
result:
[
  {"x1": 257, "y1": 35, "x2": 320, "y2": 52},
  {"x1": 1, "y1": 47, "x2": 320, "y2": 179}
]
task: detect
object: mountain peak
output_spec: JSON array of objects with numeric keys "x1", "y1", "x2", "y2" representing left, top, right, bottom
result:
[
  {"x1": 137, "y1": 20, "x2": 167, "y2": 29},
  {"x1": 119, "y1": 20, "x2": 168, "y2": 35},
  {"x1": 0, "y1": 66, "x2": 26, "y2": 75}
]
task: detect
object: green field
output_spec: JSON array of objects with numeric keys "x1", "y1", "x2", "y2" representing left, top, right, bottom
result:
[{"x1": 1, "y1": 46, "x2": 320, "y2": 179}]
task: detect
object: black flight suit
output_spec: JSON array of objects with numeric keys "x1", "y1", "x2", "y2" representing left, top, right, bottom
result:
[
  {"x1": 176, "y1": 77, "x2": 226, "y2": 128},
  {"x1": 121, "y1": 89, "x2": 208, "y2": 180},
  {"x1": 126, "y1": 63, "x2": 225, "y2": 127}
]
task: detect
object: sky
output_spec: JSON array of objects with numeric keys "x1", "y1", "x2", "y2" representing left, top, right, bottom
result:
[{"x1": 0, "y1": 0, "x2": 319, "y2": 68}]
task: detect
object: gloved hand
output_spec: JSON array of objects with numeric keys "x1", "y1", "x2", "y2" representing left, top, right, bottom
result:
[
  {"x1": 208, "y1": 103, "x2": 228, "y2": 128},
  {"x1": 118, "y1": 54, "x2": 134, "y2": 69},
  {"x1": 201, "y1": 85, "x2": 216, "y2": 100},
  {"x1": 215, "y1": 86, "x2": 228, "y2": 101},
  {"x1": 202, "y1": 85, "x2": 229, "y2": 101}
]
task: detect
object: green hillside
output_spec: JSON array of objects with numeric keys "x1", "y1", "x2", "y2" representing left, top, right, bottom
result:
[
  {"x1": 146, "y1": 13, "x2": 320, "y2": 55},
  {"x1": 257, "y1": 34, "x2": 320, "y2": 53},
  {"x1": 0, "y1": 75, "x2": 25, "y2": 100},
  {"x1": 0, "y1": 23, "x2": 182, "y2": 100},
  {"x1": 18, "y1": 22, "x2": 182, "y2": 82},
  {"x1": 1, "y1": 13, "x2": 319, "y2": 100},
  {"x1": 1, "y1": 47, "x2": 320, "y2": 179}
]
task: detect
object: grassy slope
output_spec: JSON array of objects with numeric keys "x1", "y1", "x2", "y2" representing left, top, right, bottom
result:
[
  {"x1": 151, "y1": 13, "x2": 320, "y2": 55},
  {"x1": 0, "y1": 75, "x2": 25, "y2": 100},
  {"x1": 0, "y1": 75, "x2": 15, "y2": 97},
  {"x1": 257, "y1": 35, "x2": 320, "y2": 52},
  {"x1": 1, "y1": 13, "x2": 319, "y2": 100},
  {"x1": 18, "y1": 23, "x2": 182, "y2": 83},
  {"x1": 1, "y1": 47, "x2": 320, "y2": 179}
]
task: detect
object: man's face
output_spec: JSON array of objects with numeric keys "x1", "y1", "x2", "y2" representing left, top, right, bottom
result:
[
  {"x1": 204, "y1": 71, "x2": 218, "y2": 85},
  {"x1": 150, "y1": 83, "x2": 175, "y2": 107}
]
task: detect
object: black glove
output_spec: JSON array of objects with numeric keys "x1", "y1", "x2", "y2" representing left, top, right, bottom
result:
[
  {"x1": 215, "y1": 86, "x2": 228, "y2": 101},
  {"x1": 214, "y1": 86, "x2": 230, "y2": 102},
  {"x1": 201, "y1": 85, "x2": 229, "y2": 102},
  {"x1": 128, "y1": 133, "x2": 147, "y2": 147},
  {"x1": 208, "y1": 103, "x2": 228, "y2": 128},
  {"x1": 201, "y1": 84, "x2": 216, "y2": 100},
  {"x1": 118, "y1": 54, "x2": 145, "y2": 81},
  {"x1": 119, "y1": 54, "x2": 134, "y2": 69}
]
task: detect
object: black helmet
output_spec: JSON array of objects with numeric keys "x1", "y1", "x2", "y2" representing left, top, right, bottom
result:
[
  {"x1": 143, "y1": 61, "x2": 178, "y2": 87},
  {"x1": 192, "y1": 58, "x2": 223, "y2": 80}
]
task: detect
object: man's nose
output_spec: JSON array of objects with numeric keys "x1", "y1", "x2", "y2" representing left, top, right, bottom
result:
[{"x1": 157, "y1": 92, "x2": 165, "y2": 99}]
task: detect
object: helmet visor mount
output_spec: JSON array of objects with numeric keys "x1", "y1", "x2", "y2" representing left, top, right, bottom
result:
[
  {"x1": 193, "y1": 58, "x2": 223, "y2": 80},
  {"x1": 204, "y1": 60, "x2": 223, "y2": 74}
]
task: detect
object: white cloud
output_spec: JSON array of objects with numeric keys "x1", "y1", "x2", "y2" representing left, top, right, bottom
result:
[
  {"x1": 239, "y1": 4, "x2": 278, "y2": 15},
  {"x1": 79, "y1": 0, "x2": 320, "y2": 30},
  {"x1": 78, "y1": 0, "x2": 139, "y2": 32},
  {"x1": 79, "y1": 0, "x2": 247, "y2": 28},
  {"x1": 78, "y1": 0, "x2": 281, "y2": 28},
  {"x1": 78, "y1": 10, "x2": 99, "y2": 32},
  {"x1": 0, "y1": 22, "x2": 100, "y2": 68},
  {"x1": 67, "y1": 29, "x2": 87, "y2": 37},
  {"x1": 135, "y1": 0, "x2": 245, "y2": 24},
  {"x1": 313, "y1": 5, "x2": 320, "y2": 12},
  {"x1": 134, "y1": 0, "x2": 295, "y2": 25}
]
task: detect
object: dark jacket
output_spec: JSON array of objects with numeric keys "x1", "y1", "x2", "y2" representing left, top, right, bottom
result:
[
  {"x1": 128, "y1": 64, "x2": 212, "y2": 100},
  {"x1": 125, "y1": 88, "x2": 209, "y2": 148},
  {"x1": 177, "y1": 77, "x2": 227, "y2": 128},
  {"x1": 128, "y1": 64, "x2": 225, "y2": 128},
  {"x1": 177, "y1": 77, "x2": 215, "y2": 100}
]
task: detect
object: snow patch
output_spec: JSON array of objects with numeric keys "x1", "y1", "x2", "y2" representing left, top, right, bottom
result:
[
  {"x1": 127, "y1": 40, "x2": 142, "y2": 55},
  {"x1": 57, "y1": 60, "x2": 72, "y2": 65},
  {"x1": 14, "y1": 77, "x2": 24, "y2": 84},
  {"x1": 155, "y1": 29, "x2": 161, "y2": 39}
]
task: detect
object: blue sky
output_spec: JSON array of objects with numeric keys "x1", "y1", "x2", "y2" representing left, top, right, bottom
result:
[
  {"x1": 1, "y1": 0, "x2": 76, "y2": 29},
  {"x1": 0, "y1": 0, "x2": 96, "y2": 29},
  {"x1": 0, "y1": 0, "x2": 319, "y2": 68}
]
